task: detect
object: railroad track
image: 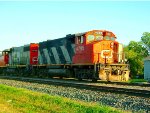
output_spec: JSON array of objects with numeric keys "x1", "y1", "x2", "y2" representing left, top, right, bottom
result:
[
  {"x1": 96, "y1": 80, "x2": 150, "y2": 87},
  {"x1": 0, "y1": 76, "x2": 150, "y2": 98}
]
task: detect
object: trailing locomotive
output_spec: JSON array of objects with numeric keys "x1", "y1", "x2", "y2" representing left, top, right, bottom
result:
[{"x1": 0, "y1": 30, "x2": 130, "y2": 81}]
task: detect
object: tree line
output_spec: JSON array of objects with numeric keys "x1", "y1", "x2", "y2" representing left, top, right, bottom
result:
[{"x1": 124, "y1": 32, "x2": 150, "y2": 78}]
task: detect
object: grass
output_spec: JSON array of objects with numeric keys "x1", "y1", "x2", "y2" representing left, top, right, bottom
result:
[
  {"x1": 128, "y1": 79, "x2": 147, "y2": 83},
  {"x1": 0, "y1": 84, "x2": 126, "y2": 113}
]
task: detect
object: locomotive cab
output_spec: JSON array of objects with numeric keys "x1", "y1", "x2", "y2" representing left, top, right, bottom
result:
[
  {"x1": 73, "y1": 30, "x2": 129, "y2": 81},
  {"x1": 73, "y1": 30, "x2": 122, "y2": 64}
]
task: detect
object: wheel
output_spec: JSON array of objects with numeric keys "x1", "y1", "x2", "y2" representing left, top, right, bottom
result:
[
  {"x1": 59, "y1": 76, "x2": 63, "y2": 79},
  {"x1": 92, "y1": 78, "x2": 97, "y2": 82},
  {"x1": 77, "y1": 73, "x2": 83, "y2": 81}
]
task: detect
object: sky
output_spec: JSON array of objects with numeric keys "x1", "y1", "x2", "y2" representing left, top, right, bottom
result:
[{"x1": 0, "y1": 1, "x2": 150, "y2": 51}]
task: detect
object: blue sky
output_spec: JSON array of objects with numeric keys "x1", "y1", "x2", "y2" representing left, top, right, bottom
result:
[{"x1": 0, "y1": 1, "x2": 150, "y2": 51}]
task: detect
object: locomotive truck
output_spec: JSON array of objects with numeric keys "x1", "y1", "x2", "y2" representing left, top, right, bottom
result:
[{"x1": 0, "y1": 30, "x2": 130, "y2": 82}]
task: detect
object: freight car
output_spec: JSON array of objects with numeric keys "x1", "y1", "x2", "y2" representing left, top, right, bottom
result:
[{"x1": 0, "y1": 30, "x2": 130, "y2": 82}]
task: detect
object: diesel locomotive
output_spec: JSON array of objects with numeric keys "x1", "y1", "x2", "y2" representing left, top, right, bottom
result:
[{"x1": 0, "y1": 30, "x2": 130, "y2": 82}]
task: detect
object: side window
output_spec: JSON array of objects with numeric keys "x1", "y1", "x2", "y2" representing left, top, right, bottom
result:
[
  {"x1": 77, "y1": 36, "x2": 84, "y2": 44},
  {"x1": 2, "y1": 51, "x2": 7, "y2": 56}
]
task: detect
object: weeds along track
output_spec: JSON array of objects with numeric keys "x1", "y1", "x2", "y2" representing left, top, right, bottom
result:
[{"x1": 0, "y1": 76, "x2": 150, "y2": 98}]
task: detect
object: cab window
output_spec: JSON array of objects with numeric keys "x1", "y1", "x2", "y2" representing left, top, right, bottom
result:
[
  {"x1": 2, "y1": 51, "x2": 8, "y2": 55},
  {"x1": 111, "y1": 37, "x2": 115, "y2": 41},
  {"x1": 96, "y1": 36, "x2": 103, "y2": 41},
  {"x1": 104, "y1": 36, "x2": 110, "y2": 40},
  {"x1": 77, "y1": 36, "x2": 84, "y2": 44},
  {"x1": 87, "y1": 35, "x2": 95, "y2": 42}
]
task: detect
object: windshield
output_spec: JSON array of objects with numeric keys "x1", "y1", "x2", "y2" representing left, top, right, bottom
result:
[
  {"x1": 86, "y1": 30, "x2": 116, "y2": 43},
  {"x1": 111, "y1": 37, "x2": 115, "y2": 41},
  {"x1": 87, "y1": 35, "x2": 95, "y2": 42},
  {"x1": 104, "y1": 36, "x2": 110, "y2": 40},
  {"x1": 104, "y1": 36, "x2": 115, "y2": 41}
]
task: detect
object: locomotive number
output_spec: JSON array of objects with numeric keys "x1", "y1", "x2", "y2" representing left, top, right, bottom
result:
[{"x1": 76, "y1": 46, "x2": 84, "y2": 52}]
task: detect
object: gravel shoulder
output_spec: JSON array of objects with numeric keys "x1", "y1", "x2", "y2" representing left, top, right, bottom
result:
[{"x1": 0, "y1": 78, "x2": 150, "y2": 113}]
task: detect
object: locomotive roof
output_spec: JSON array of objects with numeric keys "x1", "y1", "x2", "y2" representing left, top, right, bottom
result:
[
  {"x1": 75, "y1": 32, "x2": 86, "y2": 37},
  {"x1": 2, "y1": 49, "x2": 10, "y2": 52},
  {"x1": 75, "y1": 30, "x2": 116, "y2": 37}
]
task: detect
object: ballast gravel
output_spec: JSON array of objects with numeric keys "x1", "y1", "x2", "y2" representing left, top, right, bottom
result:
[{"x1": 0, "y1": 78, "x2": 150, "y2": 113}]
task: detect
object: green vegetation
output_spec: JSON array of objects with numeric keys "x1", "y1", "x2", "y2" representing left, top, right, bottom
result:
[
  {"x1": 0, "y1": 84, "x2": 125, "y2": 113},
  {"x1": 141, "y1": 32, "x2": 150, "y2": 51},
  {"x1": 124, "y1": 32, "x2": 150, "y2": 78},
  {"x1": 128, "y1": 79, "x2": 147, "y2": 83}
]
